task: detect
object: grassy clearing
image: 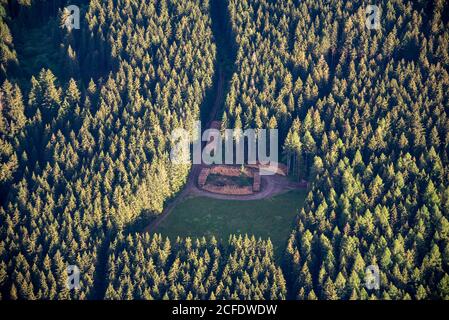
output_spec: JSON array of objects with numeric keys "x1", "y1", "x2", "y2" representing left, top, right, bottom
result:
[
  {"x1": 155, "y1": 190, "x2": 306, "y2": 261},
  {"x1": 206, "y1": 173, "x2": 253, "y2": 187}
]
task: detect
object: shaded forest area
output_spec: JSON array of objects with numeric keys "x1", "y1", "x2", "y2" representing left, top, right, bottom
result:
[{"x1": 1, "y1": 0, "x2": 217, "y2": 299}]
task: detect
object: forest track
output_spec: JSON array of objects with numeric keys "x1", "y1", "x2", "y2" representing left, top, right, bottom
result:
[
  {"x1": 143, "y1": 62, "x2": 305, "y2": 233},
  {"x1": 143, "y1": 66, "x2": 224, "y2": 234},
  {"x1": 143, "y1": 0, "x2": 306, "y2": 234}
]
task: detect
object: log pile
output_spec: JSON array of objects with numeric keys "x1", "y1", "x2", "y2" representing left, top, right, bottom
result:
[{"x1": 198, "y1": 168, "x2": 210, "y2": 187}]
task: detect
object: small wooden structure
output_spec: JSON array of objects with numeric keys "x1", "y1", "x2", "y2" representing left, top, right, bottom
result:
[
  {"x1": 253, "y1": 171, "x2": 261, "y2": 192},
  {"x1": 198, "y1": 168, "x2": 210, "y2": 187},
  {"x1": 247, "y1": 161, "x2": 288, "y2": 176}
]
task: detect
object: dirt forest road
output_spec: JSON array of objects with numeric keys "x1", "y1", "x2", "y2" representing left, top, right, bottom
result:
[
  {"x1": 143, "y1": 0, "x2": 305, "y2": 234},
  {"x1": 143, "y1": 66, "x2": 224, "y2": 234},
  {"x1": 144, "y1": 162, "x2": 304, "y2": 233},
  {"x1": 143, "y1": 64, "x2": 303, "y2": 233}
]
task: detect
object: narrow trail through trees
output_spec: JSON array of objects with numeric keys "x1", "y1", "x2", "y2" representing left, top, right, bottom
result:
[{"x1": 143, "y1": 0, "x2": 233, "y2": 234}]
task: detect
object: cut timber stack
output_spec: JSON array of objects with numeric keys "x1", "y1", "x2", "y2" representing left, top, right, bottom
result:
[{"x1": 198, "y1": 168, "x2": 210, "y2": 187}]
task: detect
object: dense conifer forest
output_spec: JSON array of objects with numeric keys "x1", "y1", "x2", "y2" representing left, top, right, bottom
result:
[
  {"x1": 1, "y1": 0, "x2": 216, "y2": 299},
  {"x1": 105, "y1": 234, "x2": 286, "y2": 299},
  {"x1": 0, "y1": 0, "x2": 448, "y2": 300}
]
